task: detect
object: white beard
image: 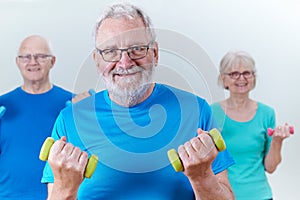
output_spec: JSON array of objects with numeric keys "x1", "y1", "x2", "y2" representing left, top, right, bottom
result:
[{"x1": 102, "y1": 65, "x2": 154, "y2": 106}]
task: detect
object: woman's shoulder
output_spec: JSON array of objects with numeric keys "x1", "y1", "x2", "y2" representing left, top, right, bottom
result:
[{"x1": 257, "y1": 101, "x2": 275, "y2": 114}]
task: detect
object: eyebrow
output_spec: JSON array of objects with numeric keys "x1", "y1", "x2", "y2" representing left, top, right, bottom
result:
[{"x1": 98, "y1": 41, "x2": 149, "y2": 50}]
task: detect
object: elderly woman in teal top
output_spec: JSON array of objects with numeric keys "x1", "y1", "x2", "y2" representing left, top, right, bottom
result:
[{"x1": 211, "y1": 50, "x2": 292, "y2": 200}]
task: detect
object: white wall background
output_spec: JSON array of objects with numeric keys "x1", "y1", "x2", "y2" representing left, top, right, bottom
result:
[{"x1": 0, "y1": 0, "x2": 299, "y2": 199}]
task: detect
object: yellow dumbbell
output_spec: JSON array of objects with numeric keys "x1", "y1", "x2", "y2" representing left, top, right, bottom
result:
[
  {"x1": 39, "y1": 137, "x2": 98, "y2": 178},
  {"x1": 167, "y1": 128, "x2": 226, "y2": 172}
]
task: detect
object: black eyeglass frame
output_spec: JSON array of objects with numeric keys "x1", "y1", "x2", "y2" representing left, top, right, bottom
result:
[{"x1": 95, "y1": 42, "x2": 154, "y2": 62}]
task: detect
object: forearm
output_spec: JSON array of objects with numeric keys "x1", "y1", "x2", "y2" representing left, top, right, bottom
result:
[
  {"x1": 47, "y1": 183, "x2": 78, "y2": 200},
  {"x1": 189, "y1": 170, "x2": 234, "y2": 200},
  {"x1": 264, "y1": 139, "x2": 283, "y2": 173}
]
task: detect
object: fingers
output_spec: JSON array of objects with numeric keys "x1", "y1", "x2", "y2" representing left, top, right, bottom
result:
[
  {"x1": 177, "y1": 133, "x2": 218, "y2": 178},
  {"x1": 48, "y1": 138, "x2": 88, "y2": 177},
  {"x1": 273, "y1": 123, "x2": 292, "y2": 139},
  {"x1": 47, "y1": 140, "x2": 87, "y2": 191},
  {"x1": 178, "y1": 133, "x2": 216, "y2": 165},
  {"x1": 71, "y1": 91, "x2": 91, "y2": 103}
]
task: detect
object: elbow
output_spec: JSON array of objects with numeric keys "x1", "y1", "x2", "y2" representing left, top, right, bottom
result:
[
  {"x1": 265, "y1": 158, "x2": 281, "y2": 174},
  {"x1": 265, "y1": 166, "x2": 276, "y2": 174}
]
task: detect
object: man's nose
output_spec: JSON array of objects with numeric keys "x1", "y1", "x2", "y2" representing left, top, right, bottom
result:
[
  {"x1": 117, "y1": 51, "x2": 135, "y2": 69},
  {"x1": 28, "y1": 55, "x2": 38, "y2": 65}
]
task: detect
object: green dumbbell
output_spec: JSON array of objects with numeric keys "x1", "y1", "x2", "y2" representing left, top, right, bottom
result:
[
  {"x1": 167, "y1": 128, "x2": 226, "y2": 172},
  {"x1": 39, "y1": 137, "x2": 98, "y2": 178}
]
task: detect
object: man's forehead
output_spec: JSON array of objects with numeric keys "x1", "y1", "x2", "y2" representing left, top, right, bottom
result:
[
  {"x1": 19, "y1": 38, "x2": 50, "y2": 54},
  {"x1": 96, "y1": 33, "x2": 150, "y2": 49},
  {"x1": 95, "y1": 17, "x2": 151, "y2": 49}
]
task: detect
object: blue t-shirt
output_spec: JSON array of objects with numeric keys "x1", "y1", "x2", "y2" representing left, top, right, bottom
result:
[
  {"x1": 42, "y1": 84, "x2": 234, "y2": 199},
  {"x1": 211, "y1": 102, "x2": 275, "y2": 200},
  {"x1": 0, "y1": 86, "x2": 72, "y2": 200}
]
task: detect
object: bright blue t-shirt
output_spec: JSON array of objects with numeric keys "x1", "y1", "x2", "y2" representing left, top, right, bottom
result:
[
  {"x1": 42, "y1": 84, "x2": 234, "y2": 199},
  {"x1": 211, "y1": 102, "x2": 275, "y2": 200},
  {"x1": 0, "y1": 86, "x2": 72, "y2": 200}
]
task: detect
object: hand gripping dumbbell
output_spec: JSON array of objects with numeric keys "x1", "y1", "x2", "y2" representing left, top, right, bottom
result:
[
  {"x1": 167, "y1": 128, "x2": 226, "y2": 172},
  {"x1": 39, "y1": 137, "x2": 98, "y2": 178},
  {"x1": 267, "y1": 126, "x2": 294, "y2": 136},
  {"x1": 0, "y1": 106, "x2": 6, "y2": 118}
]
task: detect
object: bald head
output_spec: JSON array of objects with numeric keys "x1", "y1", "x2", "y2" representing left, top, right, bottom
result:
[
  {"x1": 16, "y1": 35, "x2": 56, "y2": 93},
  {"x1": 18, "y1": 35, "x2": 53, "y2": 55}
]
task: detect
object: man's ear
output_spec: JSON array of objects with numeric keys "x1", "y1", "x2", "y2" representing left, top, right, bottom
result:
[
  {"x1": 93, "y1": 49, "x2": 100, "y2": 67},
  {"x1": 153, "y1": 42, "x2": 159, "y2": 66},
  {"x1": 93, "y1": 50, "x2": 102, "y2": 74},
  {"x1": 50, "y1": 56, "x2": 56, "y2": 67}
]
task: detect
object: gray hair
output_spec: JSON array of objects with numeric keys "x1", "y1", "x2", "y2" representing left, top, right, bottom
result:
[
  {"x1": 93, "y1": 3, "x2": 156, "y2": 44},
  {"x1": 218, "y1": 50, "x2": 257, "y2": 89}
]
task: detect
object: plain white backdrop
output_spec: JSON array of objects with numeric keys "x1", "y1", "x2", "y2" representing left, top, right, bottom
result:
[{"x1": 0, "y1": 0, "x2": 299, "y2": 199}]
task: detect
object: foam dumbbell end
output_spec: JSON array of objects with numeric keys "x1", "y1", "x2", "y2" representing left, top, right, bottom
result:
[
  {"x1": 267, "y1": 126, "x2": 294, "y2": 136},
  {"x1": 88, "y1": 89, "x2": 96, "y2": 95},
  {"x1": 208, "y1": 128, "x2": 226, "y2": 151},
  {"x1": 39, "y1": 137, "x2": 98, "y2": 178},
  {"x1": 167, "y1": 128, "x2": 226, "y2": 172},
  {"x1": 39, "y1": 137, "x2": 55, "y2": 161},
  {"x1": 167, "y1": 149, "x2": 183, "y2": 172},
  {"x1": 0, "y1": 106, "x2": 6, "y2": 118},
  {"x1": 84, "y1": 154, "x2": 98, "y2": 178}
]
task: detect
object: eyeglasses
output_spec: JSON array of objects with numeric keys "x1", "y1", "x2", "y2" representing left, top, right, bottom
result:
[
  {"x1": 224, "y1": 71, "x2": 254, "y2": 79},
  {"x1": 17, "y1": 54, "x2": 53, "y2": 64},
  {"x1": 96, "y1": 43, "x2": 153, "y2": 62}
]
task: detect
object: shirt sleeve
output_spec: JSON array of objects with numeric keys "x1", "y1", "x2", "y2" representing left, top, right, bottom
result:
[{"x1": 265, "y1": 108, "x2": 276, "y2": 155}]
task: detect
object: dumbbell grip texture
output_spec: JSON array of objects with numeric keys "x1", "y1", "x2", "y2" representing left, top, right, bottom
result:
[
  {"x1": 267, "y1": 126, "x2": 294, "y2": 136},
  {"x1": 39, "y1": 137, "x2": 98, "y2": 178}
]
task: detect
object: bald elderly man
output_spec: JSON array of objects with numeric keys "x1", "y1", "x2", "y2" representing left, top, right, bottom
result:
[{"x1": 0, "y1": 35, "x2": 72, "y2": 199}]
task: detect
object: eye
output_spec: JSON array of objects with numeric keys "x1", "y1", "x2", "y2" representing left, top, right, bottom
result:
[
  {"x1": 36, "y1": 54, "x2": 48, "y2": 59},
  {"x1": 18, "y1": 55, "x2": 31, "y2": 62},
  {"x1": 19, "y1": 55, "x2": 31, "y2": 59},
  {"x1": 131, "y1": 46, "x2": 142, "y2": 51},
  {"x1": 230, "y1": 71, "x2": 240, "y2": 78},
  {"x1": 132, "y1": 45, "x2": 148, "y2": 52},
  {"x1": 102, "y1": 49, "x2": 118, "y2": 55},
  {"x1": 242, "y1": 71, "x2": 251, "y2": 76}
]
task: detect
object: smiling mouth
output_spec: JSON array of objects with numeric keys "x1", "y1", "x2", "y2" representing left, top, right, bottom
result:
[
  {"x1": 28, "y1": 68, "x2": 41, "y2": 72},
  {"x1": 114, "y1": 72, "x2": 137, "y2": 77}
]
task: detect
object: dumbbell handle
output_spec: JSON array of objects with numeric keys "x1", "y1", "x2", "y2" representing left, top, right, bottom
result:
[
  {"x1": 0, "y1": 106, "x2": 6, "y2": 118},
  {"x1": 167, "y1": 128, "x2": 226, "y2": 172},
  {"x1": 39, "y1": 137, "x2": 98, "y2": 178},
  {"x1": 268, "y1": 126, "x2": 294, "y2": 136}
]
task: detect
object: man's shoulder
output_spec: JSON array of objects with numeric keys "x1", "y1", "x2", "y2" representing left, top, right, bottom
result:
[
  {"x1": 155, "y1": 83, "x2": 208, "y2": 106},
  {"x1": 0, "y1": 87, "x2": 21, "y2": 100},
  {"x1": 52, "y1": 85, "x2": 72, "y2": 95},
  {"x1": 156, "y1": 83, "x2": 203, "y2": 98}
]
